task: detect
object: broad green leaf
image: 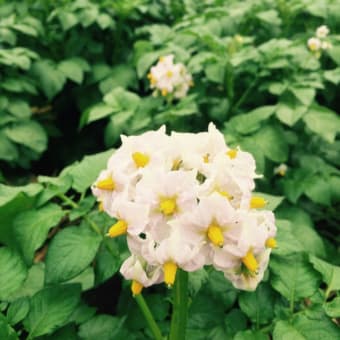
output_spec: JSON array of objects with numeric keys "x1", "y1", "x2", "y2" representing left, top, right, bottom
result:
[
  {"x1": 0, "y1": 314, "x2": 18, "y2": 340},
  {"x1": 81, "y1": 103, "x2": 114, "y2": 127},
  {"x1": 239, "y1": 283, "x2": 276, "y2": 325},
  {"x1": 136, "y1": 51, "x2": 161, "y2": 78},
  {"x1": 205, "y1": 61, "x2": 225, "y2": 84},
  {"x1": 229, "y1": 106, "x2": 276, "y2": 134},
  {"x1": 324, "y1": 296, "x2": 340, "y2": 318},
  {"x1": 7, "y1": 100, "x2": 31, "y2": 118},
  {"x1": 31, "y1": 59, "x2": 66, "y2": 99},
  {"x1": 4, "y1": 120, "x2": 47, "y2": 153},
  {"x1": 234, "y1": 330, "x2": 268, "y2": 340},
  {"x1": 8, "y1": 263, "x2": 44, "y2": 301},
  {"x1": 274, "y1": 310, "x2": 340, "y2": 340},
  {"x1": 40, "y1": 324, "x2": 78, "y2": 340},
  {"x1": 0, "y1": 132, "x2": 18, "y2": 161},
  {"x1": 304, "y1": 174, "x2": 331, "y2": 206},
  {"x1": 276, "y1": 101, "x2": 307, "y2": 127},
  {"x1": 303, "y1": 105, "x2": 340, "y2": 143},
  {"x1": 96, "y1": 13, "x2": 114, "y2": 30},
  {"x1": 253, "y1": 125, "x2": 288, "y2": 162},
  {"x1": 60, "y1": 149, "x2": 114, "y2": 193},
  {"x1": 6, "y1": 297, "x2": 30, "y2": 325},
  {"x1": 270, "y1": 253, "x2": 320, "y2": 302},
  {"x1": 256, "y1": 10, "x2": 281, "y2": 26},
  {"x1": 289, "y1": 87, "x2": 315, "y2": 106},
  {"x1": 94, "y1": 242, "x2": 120, "y2": 285},
  {"x1": 276, "y1": 207, "x2": 326, "y2": 258},
  {"x1": 224, "y1": 309, "x2": 247, "y2": 337},
  {"x1": 78, "y1": 315, "x2": 125, "y2": 340},
  {"x1": 13, "y1": 204, "x2": 64, "y2": 265},
  {"x1": 309, "y1": 255, "x2": 340, "y2": 295},
  {"x1": 58, "y1": 58, "x2": 87, "y2": 84},
  {"x1": 45, "y1": 226, "x2": 101, "y2": 283},
  {"x1": 24, "y1": 284, "x2": 81, "y2": 338},
  {"x1": 57, "y1": 10, "x2": 78, "y2": 31},
  {"x1": 188, "y1": 268, "x2": 209, "y2": 296},
  {"x1": 69, "y1": 302, "x2": 96, "y2": 325},
  {"x1": 0, "y1": 247, "x2": 27, "y2": 301}
]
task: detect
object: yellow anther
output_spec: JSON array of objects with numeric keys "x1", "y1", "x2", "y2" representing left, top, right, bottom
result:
[
  {"x1": 96, "y1": 177, "x2": 115, "y2": 190},
  {"x1": 147, "y1": 72, "x2": 152, "y2": 79},
  {"x1": 163, "y1": 261, "x2": 177, "y2": 287},
  {"x1": 159, "y1": 197, "x2": 177, "y2": 216},
  {"x1": 207, "y1": 223, "x2": 224, "y2": 247},
  {"x1": 131, "y1": 280, "x2": 143, "y2": 296},
  {"x1": 107, "y1": 220, "x2": 128, "y2": 238},
  {"x1": 203, "y1": 154, "x2": 209, "y2": 163},
  {"x1": 216, "y1": 189, "x2": 233, "y2": 200},
  {"x1": 250, "y1": 196, "x2": 267, "y2": 209},
  {"x1": 166, "y1": 70, "x2": 173, "y2": 78},
  {"x1": 161, "y1": 88, "x2": 168, "y2": 96},
  {"x1": 265, "y1": 237, "x2": 277, "y2": 249},
  {"x1": 242, "y1": 250, "x2": 258, "y2": 273},
  {"x1": 189, "y1": 80, "x2": 194, "y2": 87},
  {"x1": 172, "y1": 158, "x2": 182, "y2": 170},
  {"x1": 132, "y1": 152, "x2": 150, "y2": 168},
  {"x1": 159, "y1": 56, "x2": 165, "y2": 62},
  {"x1": 98, "y1": 201, "x2": 104, "y2": 212},
  {"x1": 226, "y1": 149, "x2": 238, "y2": 159}
]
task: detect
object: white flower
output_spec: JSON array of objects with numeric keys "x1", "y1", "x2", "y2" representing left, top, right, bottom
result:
[
  {"x1": 274, "y1": 163, "x2": 288, "y2": 176},
  {"x1": 321, "y1": 41, "x2": 332, "y2": 50},
  {"x1": 316, "y1": 25, "x2": 330, "y2": 38},
  {"x1": 307, "y1": 37, "x2": 321, "y2": 52},
  {"x1": 147, "y1": 54, "x2": 193, "y2": 99}
]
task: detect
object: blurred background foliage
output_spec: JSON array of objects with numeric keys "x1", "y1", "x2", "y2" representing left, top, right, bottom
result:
[{"x1": 0, "y1": 0, "x2": 339, "y2": 339}]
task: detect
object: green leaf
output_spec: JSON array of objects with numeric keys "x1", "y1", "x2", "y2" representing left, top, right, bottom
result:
[
  {"x1": 276, "y1": 100, "x2": 307, "y2": 127},
  {"x1": 303, "y1": 105, "x2": 340, "y2": 143},
  {"x1": 224, "y1": 309, "x2": 247, "y2": 337},
  {"x1": 239, "y1": 283, "x2": 276, "y2": 325},
  {"x1": 4, "y1": 121, "x2": 47, "y2": 153},
  {"x1": 324, "y1": 296, "x2": 340, "y2": 318},
  {"x1": 24, "y1": 284, "x2": 81, "y2": 338},
  {"x1": 31, "y1": 60, "x2": 66, "y2": 99},
  {"x1": 234, "y1": 330, "x2": 268, "y2": 340},
  {"x1": 96, "y1": 13, "x2": 114, "y2": 30},
  {"x1": 270, "y1": 253, "x2": 320, "y2": 302},
  {"x1": 136, "y1": 51, "x2": 160, "y2": 78},
  {"x1": 188, "y1": 268, "x2": 209, "y2": 296},
  {"x1": 94, "y1": 242, "x2": 120, "y2": 285},
  {"x1": 0, "y1": 132, "x2": 18, "y2": 162},
  {"x1": 7, "y1": 100, "x2": 31, "y2": 118},
  {"x1": 57, "y1": 10, "x2": 78, "y2": 31},
  {"x1": 6, "y1": 297, "x2": 30, "y2": 325},
  {"x1": 85, "y1": 103, "x2": 115, "y2": 125},
  {"x1": 304, "y1": 175, "x2": 331, "y2": 205},
  {"x1": 253, "y1": 125, "x2": 288, "y2": 162},
  {"x1": 69, "y1": 302, "x2": 96, "y2": 325},
  {"x1": 276, "y1": 207, "x2": 326, "y2": 258},
  {"x1": 205, "y1": 61, "x2": 225, "y2": 84},
  {"x1": 78, "y1": 315, "x2": 125, "y2": 340},
  {"x1": 60, "y1": 149, "x2": 114, "y2": 193},
  {"x1": 8, "y1": 263, "x2": 44, "y2": 301},
  {"x1": 58, "y1": 58, "x2": 87, "y2": 84},
  {"x1": 0, "y1": 314, "x2": 18, "y2": 340},
  {"x1": 256, "y1": 10, "x2": 281, "y2": 26},
  {"x1": 309, "y1": 255, "x2": 340, "y2": 295},
  {"x1": 229, "y1": 106, "x2": 276, "y2": 134},
  {"x1": 45, "y1": 226, "x2": 101, "y2": 283},
  {"x1": 289, "y1": 87, "x2": 315, "y2": 106},
  {"x1": 13, "y1": 203, "x2": 64, "y2": 265},
  {"x1": 273, "y1": 310, "x2": 340, "y2": 340},
  {"x1": 0, "y1": 247, "x2": 27, "y2": 301}
]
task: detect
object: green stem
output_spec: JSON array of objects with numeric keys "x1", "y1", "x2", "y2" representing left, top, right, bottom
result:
[
  {"x1": 135, "y1": 294, "x2": 163, "y2": 340},
  {"x1": 169, "y1": 269, "x2": 189, "y2": 340}
]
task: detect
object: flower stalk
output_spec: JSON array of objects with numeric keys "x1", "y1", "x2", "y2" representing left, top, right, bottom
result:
[{"x1": 169, "y1": 269, "x2": 189, "y2": 340}]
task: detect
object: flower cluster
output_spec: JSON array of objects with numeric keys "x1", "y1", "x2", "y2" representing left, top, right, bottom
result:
[
  {"x1": 307, "y1": 25, "x2": 332, "y2": 56},
  {"x1": 147, "y1": 54, "x2": 193, "y2": 99},
  {"x1": 92, "y1": 124, "x2": 277, "y2": 295}
]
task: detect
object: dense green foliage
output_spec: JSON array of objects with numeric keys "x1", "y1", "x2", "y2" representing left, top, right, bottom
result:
[{"x1": 0, "y1": 0, "x2": 339, "y2": 339}]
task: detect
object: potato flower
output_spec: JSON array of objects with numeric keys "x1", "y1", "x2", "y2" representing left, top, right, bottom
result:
[{"x1": 92, "y1": 123, "x2": 277, "y2": 293}]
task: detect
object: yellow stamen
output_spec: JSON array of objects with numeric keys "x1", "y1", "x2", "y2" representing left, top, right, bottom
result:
[
  {"x1": 189, "y1": 80, "x2": 194, "y2": 87},
  {"x1": 132, "y1": 152, "x2": 150, "y2": 168},
  {"x1": 172, "y1": 158, "x2": 182, "y2": 170},
  {"x1": 161, "y1": 88, "x2": 168, "y2": 96},
  {"x1": 203, "y1": 154, "x2": 209, "y2": 163},
  {"x1": 147, "y1": 72, "x2": 152, "y2": 79},
  {"x1": 131, "y1": 280, "x2": 143, "y2": 296},
  {"x1": 96, "y1": 177, "x2": 115, "y2": 190},
  {"x1": 159, "y1": 197, "x2": 177, "y2": 216},
  {"x1": 163, "y1": 261, "x2": 177, "y2": 287},
  {"x1": 265, "y1": 237, "x2": 277, "y2": 249},
  {"x1": 279, "y1": 169, "x2": 286, "y2": 176},
  {"x1": 250, "y1": 196, "x2": 267, "y2": 209},
  {"x1": 107, "y1": 220, "x2": 128, "y2": 238},
  {"x1": 242, "y1": 250, "x2": 258, "y2": 273},
  {"x1": 159, "y1": 56, "x2": 165, "y2": 62},
  {"x1": 216, "y1": 189, "x2": 233, "y2": 200},
  {"x1": 166, "y1": 70, "x2": 173, "y2": 78},
  {"x1": 226, "y1": 149, "x2": 238, "y2": 159},
  {"x1": 207, "y1": 223, "x2": 224, "y2": 247},
  {"x1": 98, "y1": 201, "x2": 104, "y2": 212}
]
